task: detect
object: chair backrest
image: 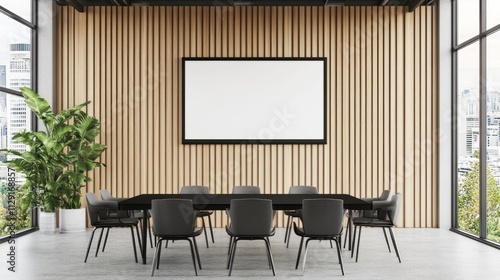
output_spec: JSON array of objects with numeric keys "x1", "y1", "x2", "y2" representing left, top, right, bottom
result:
[
  {"x1": 229, "y1": 199, "x2": 273, "y2": 236},
  {"x1": 180, "y1": 186, "x2": 210, "y2": 194},
  {"x1": 378, "y1": 189, "x2": 392, "y2": 201},
  {"x1": 85, "y1": 192, "x2": 118, "y2": 226},
  {"x1": 100, "y1": 189, "x2": 112, "y2": 201},
  {"x1": 301, "y1": 199, "x2": 344, "y2": 236},
  {"x1": 375, "y1": 193, "x2": 402, "y2": 225},
  {"x1": 288, "y1": 186, "x2": 318, "y2": 194},
  {"x1": 232, "y1": 186, "x2": 261, "y2": 194},
  {"x1": 100, "y1": 189, "x2": 128, "y2": 203},
  {"x1": 387, "y1": 193, "x2": 402, "y2": 225},
  {"x1": 362, "y1": 189, "x2": 392, "y2": 203},
  {"x1": 151, "y1": 199, "x2": 196, "y2": 236}
]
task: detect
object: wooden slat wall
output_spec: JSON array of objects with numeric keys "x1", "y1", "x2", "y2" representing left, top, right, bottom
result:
[{"x1": 56, "y1": 5, "x2": 439, "y2": 228}]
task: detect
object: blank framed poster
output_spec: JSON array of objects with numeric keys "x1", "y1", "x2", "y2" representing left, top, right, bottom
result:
[{"x1": 182, "y1": 57, "x2": 326, "y2": 144}]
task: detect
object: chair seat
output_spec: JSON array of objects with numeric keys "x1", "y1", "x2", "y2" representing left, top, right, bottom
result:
[
  {"x1": 352, "y1": 217, "x2": 393, "y2": 226},
  {"x1": 154, "y1": 227, "x2": 204, "y2": 239},
  {"x1": 226, "y1": 226, "x2": 275, "y2": 237},
  {"x1": 284, "y1": 210, "x2": 299, "y2": 217},
  {"x1": 293, "y1": 226, "x2": 341, "y2": 238},
  {"x1": 95, "y1": 217, "x2": 139, "y2": 227},
  {"x1": 195, "y1": 211, "x2": 213, "y2": 217},
  {"x1": 133, "y1": 211, "x2": 151, "y2": 219}
]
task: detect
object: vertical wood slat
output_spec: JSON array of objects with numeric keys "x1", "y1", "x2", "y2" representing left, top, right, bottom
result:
[{"x1": 57, "y1": 6, "x2": 439, "y2": 228}]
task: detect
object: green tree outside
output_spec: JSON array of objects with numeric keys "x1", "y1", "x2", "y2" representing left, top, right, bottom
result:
[
  {"x1": 458, "y1": 153, "x2": 500, "y2": 242},
  {"x1": 0, "y1": 182, "x2": 30, "y2": 236}
]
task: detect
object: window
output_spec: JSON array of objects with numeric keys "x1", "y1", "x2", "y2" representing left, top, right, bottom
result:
[
  {"x1": 0, "y1": 1, "x2": 35, "y2": 239},
  {"x1": 453, "y1": 0, "x2": 500, "y2": 246}
]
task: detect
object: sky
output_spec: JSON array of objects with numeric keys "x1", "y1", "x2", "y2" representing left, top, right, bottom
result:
[{"x1": 0, "y1": 1, "x2": 31, "y2": 75}]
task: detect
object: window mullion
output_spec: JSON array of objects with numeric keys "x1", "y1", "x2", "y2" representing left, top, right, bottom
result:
[{"x1": 479, "y1": 0, "x2": 487, "y2": 240}]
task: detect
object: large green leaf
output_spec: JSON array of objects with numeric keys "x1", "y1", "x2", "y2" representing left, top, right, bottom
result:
[
  {"x1": 21, "y1": 87, "x2": 55, "y2": 128},
  {"x1": 53, "y1": 101, "x2": 91, "y2": 127},
  {"x1": 74, "y1": 112, "x2": 100, "y2": 143}
]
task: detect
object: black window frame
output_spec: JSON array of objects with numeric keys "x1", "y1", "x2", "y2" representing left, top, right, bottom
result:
[
  {"x1": 0, "y1": 0, "x2": 38, "y2": 243},
  {"x1": 451, "y1": 0, "x2": 500, "y2": 249}
]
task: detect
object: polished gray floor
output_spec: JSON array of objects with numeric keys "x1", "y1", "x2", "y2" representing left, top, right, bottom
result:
[{"x1": 1, "y1": 227, "x2": 500, "y2": 279}]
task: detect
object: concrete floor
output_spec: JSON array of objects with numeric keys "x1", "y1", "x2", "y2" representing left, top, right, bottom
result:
[{"x1": 1, "y1": 227, "x2": 500, "y2": 280}]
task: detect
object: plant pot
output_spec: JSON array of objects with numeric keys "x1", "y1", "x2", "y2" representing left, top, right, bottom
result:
[
  {"x1": 59, "y1": 208, "x2": 86, "y2": 233},
  {"x1": 39, "y1": 210, "x2": 57, "y2": 234}
]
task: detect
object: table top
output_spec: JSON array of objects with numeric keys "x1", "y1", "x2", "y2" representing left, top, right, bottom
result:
[{"x1": 118, "y1": 193, "x2": 371, "y2": 211}]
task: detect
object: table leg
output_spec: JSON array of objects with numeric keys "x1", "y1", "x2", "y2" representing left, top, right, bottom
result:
[{"x1": 141, "y1": 209, "x2": 147, "y2": 264}]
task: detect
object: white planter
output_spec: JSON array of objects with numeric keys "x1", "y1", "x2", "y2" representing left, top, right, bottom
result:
[
  {"x1": 39, "y1": 210, "x2": 57, "y2": 234},
  {"x1": 59, "y1": 208, "x2": 86, "y2": 233}
]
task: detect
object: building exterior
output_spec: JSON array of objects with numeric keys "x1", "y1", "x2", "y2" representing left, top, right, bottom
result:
[
  {"x1": 8, "y1": 43, "x2": 31, "y2": 91},
  {"x1": 0, "y1": 65, "x2": 6, "y2": 87}
]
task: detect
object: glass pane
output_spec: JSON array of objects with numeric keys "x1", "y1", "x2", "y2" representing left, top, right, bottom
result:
[
  {"x1": 487, "y1": 0, "x2": 500, "y2": 30},
  {"x1": 0, "y1": 14, "x2": 32, "y2": 92},
  {"x1": 457, "y1": 42, "x2": 480, "y2": 236},
  {"x1": 0, "y1": 0, "x2": 32, "y2": 22},
  {"x1": 0, "y1": 93, "x2": 32, "y2": 237},
  {"x1": 486, "y1": 31, "x2": 500, "y2": 243},
  {"x1": 457, "y1": 0, "x2": 480, "y2": 45}
]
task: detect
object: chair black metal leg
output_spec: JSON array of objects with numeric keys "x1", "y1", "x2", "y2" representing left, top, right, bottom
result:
[
  {"x1": 228, "y1": 238, "x2": 239, "y2": 276},
  {"x1": 95, "y1": 228, "x2": 105, "y2": 257},
  {"x1": 227, "y1": 236, "x2": 233, "y2": 255},
  {"x1": 388, "y1": 227, "x2": 401, "y2": 263},
  {"x1": 382, "y1": 227, "x2": 392, "y2": 252},
  {"x1": 201, "y1": 217, "x2": 209, "y2": 248},
  {"x1": 284, "y1": 215, "x2": 291, "y2": 243},
  {"x1": 295, "y1": 236, "x2": 304, "y2": 269},
  {"x1": 335, "y1": 238, "x2": 345, "y2": 275},
  {"x1": 330, "y1": 240, "x2": 333, "y2": 248},
  {"x1": 227, "y1": 236, "x2": 235, "y2": 269},
  {"x1": 187, "y1": 239, "x2": 199, "y2": 276},
  {"x1": 135, "y1": 225, "x2": 143, "y2": 255},
  {"x1": 193, "y1": 237, "x2": 202, "y2": 269},
  {"x1": 130, "y1": 226, "x2": 138, "y2": 263},
  {"x1": 264, "y1": 238, "x2": 272, "y2": 269},
  {"x1": 343, "y1": 216, "x2": 350, "y2": 248},
  {"x1": 148, "y1": 218, "x2": 153, "y2": 248},
  {"x1": 102, "y1": 228, "x2": 110, "y2": 252},
  {"x1": 264, "y1": 237, "x2": 276, "y2": 276},
  {"x1": 156, "y1": 239, "x2": 162, "y2": 269},
  {"x1": 84, "y1": 228, "x2": 98, "y2": 263},
  {"x1": 286, "y1": 217, "x2": 294, "y2": 248},
  {"x1": 338, "y1": 235, "x2": 342, "y2": 252},
  {"x1": 208, "y1": 214, "x2": 215, "y2": 243},
  {"x1": 351, "y1": 225, "x2": 357, "y2": 258},
  {"x1": 355, "y1": 226, "x2": 362, "y2": 262},
  {"x1": 151, "y1": 239, "x2": 162, "y2": 276},
  {"x1": 301, "y1": 238, "x2": 312, "y2": 275}
]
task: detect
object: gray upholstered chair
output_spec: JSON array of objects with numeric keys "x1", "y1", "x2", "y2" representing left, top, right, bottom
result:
[
  {"x1": 226, "y1": 199, "x2": 276, "y2": 276},
  {"x1": 100, "y1": 189, "x2": 153, "y2": 249},
  {"x1": 180, "y1": 186, "x2": 215, "y2": 248},
  {"x1": 293, "y1": 199, "x2": 345, "y2": 276},
  {"x1": 283, "y1": 186, "x2": 318, "y2": 248},
  {"x1": 344, "y1": 189, "x2": 392, "y2": 250},
  {"x1": 351, "y1": 193, "x2": 403, "y2": 263},
  {"x1": 84, "y1": 192, "x2": 141, "y2": 263},
  {"x1": 99, "y1": 189, "x2": 125, "y2": 202},
  {"x1": 150, "y1": 199, "x2": 203, "y2": 276},
  {"x1": 232, "y1": 186, "x2": 261, "y2": 194}
]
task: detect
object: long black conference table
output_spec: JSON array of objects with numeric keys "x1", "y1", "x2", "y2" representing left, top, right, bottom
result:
[{"x1": 119, "y1": 193, "x2": 371, "y2": 264}]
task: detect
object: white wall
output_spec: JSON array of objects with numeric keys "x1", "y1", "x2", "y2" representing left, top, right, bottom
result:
[
  {"x1": 36, "y1": 0, "x2": 56, "y2": 128},
  {"x1": 439, "y1": 0, "x2": 452, "y2": 229}
]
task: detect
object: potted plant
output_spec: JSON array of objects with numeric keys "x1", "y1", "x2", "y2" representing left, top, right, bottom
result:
[
  {"x1": 1, "y1": 87, "x2": 106, "y2": 233},
  {"x1": 59, "y1": 110, "x2": 106, "y2": 232}
]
